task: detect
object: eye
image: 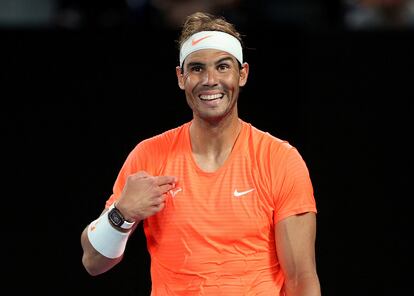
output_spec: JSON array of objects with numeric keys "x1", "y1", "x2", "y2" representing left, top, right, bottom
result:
[
  {"x1": 218, "y1": 64, "x2": 230, "y2": 72},
  {"x1": 190, "y1": 65, "x2": 203, "y2": 72}
]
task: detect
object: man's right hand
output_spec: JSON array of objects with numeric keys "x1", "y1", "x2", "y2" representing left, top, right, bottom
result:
[{"x1": 114, "y1": 171, "x2": 178, "y2": 223}]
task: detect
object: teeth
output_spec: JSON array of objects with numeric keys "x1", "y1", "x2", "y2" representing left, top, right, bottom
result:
[{"x1": 200, "y1": 94, "x2": 223, "y2": 100}]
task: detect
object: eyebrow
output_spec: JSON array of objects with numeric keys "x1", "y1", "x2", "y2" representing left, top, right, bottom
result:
[{"x1": 186, "y1": 57, "x2": 235, "y2": 69}]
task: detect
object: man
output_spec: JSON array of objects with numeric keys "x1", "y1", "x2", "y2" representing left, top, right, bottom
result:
[{"x1": 81, "y1": 11, "x2": 321, "y2": 296}]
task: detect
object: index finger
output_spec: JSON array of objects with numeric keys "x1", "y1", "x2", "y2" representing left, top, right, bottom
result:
[{"x1": 154, "y1": 175, "x2": 178, "y2": 186}]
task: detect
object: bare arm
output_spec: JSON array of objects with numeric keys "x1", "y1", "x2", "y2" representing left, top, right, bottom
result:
[
  {"x1": 80, "y1": 208, "x2": 137, "y2": 276},
  {"x1": 275, "y1": 212, "x2": 321, "y2": 296},
  {"x1": 80, "y1": 171, "x2": 177, "y2": 276}
]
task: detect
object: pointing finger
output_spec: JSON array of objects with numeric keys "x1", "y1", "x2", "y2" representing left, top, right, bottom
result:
[{"x1": 154, "y1": 176, "x2": 178, "y2": 186}]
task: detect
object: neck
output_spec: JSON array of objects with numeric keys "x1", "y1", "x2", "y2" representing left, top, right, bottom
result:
[
  {"x1": 189, "y1": 115, "x2": 242, "y2": 171},
  {"x1": 190, "y1": 114, "x2": 241, "y2": 149}
]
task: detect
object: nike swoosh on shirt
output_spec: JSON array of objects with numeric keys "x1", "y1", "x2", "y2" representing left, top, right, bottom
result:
[
  {"x1": 233, "y1": 188, "x2": 255, "y2": 197},
  {"x1": 192, "y1": 35, "x2": 212, "y2": 46}
]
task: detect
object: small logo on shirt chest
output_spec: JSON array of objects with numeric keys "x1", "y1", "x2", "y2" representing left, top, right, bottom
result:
[
  {"x1": 169, "y1": 187, "x2": 182, "y2": 197},
  {"x1": 233, "y1": 188, "x2": 255, "y2": 197}
]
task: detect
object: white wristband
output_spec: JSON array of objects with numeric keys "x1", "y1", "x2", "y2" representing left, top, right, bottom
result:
[{"x1": 87, "y1": 210, "x2": 131, "y2": 259}]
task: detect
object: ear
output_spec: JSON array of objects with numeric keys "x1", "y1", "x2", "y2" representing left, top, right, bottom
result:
[
  {"x1": 238, "y1": 62, "x2": 249, "y2": 87},
  {"x1": 176, "y1": 66, "x2": 185, "y2": 90}
]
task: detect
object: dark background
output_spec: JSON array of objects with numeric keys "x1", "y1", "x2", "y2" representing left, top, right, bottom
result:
[{"x1": 2, "y1": 1, "x2": 413, "y2": 295}]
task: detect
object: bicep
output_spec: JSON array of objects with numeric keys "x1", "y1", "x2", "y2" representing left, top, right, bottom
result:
[{"x1": 275, "y1": 212, "x2": 317, "y2": 280}]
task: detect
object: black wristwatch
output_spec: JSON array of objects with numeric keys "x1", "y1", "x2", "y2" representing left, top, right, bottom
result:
[{"x1": 108, "y1": 203, "x2": 135, "y2": 230}]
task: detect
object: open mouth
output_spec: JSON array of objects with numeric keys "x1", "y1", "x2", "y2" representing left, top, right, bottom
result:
[{"x1": 199, "y1": 93, "x2": 224, "y2": 101}]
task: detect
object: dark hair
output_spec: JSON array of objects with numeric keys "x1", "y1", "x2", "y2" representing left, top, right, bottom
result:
[{"x1": 177, "y1": 12, "x2": 243, "y2": 50}]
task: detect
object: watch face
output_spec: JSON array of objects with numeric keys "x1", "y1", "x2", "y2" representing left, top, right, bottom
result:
[{"x1": 109, "y1": 208, "x2": 124, "y2": 227}]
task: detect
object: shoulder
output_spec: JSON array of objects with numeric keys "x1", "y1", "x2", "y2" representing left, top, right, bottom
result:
[
  {"x1": 133, "y1": 122, "x2": 189, "y2": 152},
  {"x1": 241, "y1": 121, "x2": 309, "y2": 172},
  {"x1": 120, "y1": 122, "x2": 190, "y2": 174},
  {"x1": 243, "y1": 121, "x2": 294, "y2": 154}
]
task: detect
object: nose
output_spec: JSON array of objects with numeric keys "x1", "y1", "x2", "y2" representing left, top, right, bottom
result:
[{"x1": 202, "y1": 68, "x2": 218, "y2": 86}]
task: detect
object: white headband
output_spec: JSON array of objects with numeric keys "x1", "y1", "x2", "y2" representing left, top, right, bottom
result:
[{"x1": 179, "y1": 31, "x2": 243, "y2": 68}]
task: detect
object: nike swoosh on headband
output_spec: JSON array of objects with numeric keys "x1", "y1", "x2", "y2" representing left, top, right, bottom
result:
[{"x1": 191, "y1": 35, "x2": 212, "y2": 46}]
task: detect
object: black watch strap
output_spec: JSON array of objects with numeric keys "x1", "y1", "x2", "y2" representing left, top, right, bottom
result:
[{"x1": 107, "y1": 203, "x2": 135, "y2": 230}]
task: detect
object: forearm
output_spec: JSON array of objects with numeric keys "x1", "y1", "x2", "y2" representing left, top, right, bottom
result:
[
  {"x1": 81, "y1": 226, "x2": 122, "y2": 276},
  {"x1": 284, "y1": 271, "x2": 321, "y2": 296}
]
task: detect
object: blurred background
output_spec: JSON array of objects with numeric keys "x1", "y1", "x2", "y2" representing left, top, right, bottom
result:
[{"x1": 2, "y1": 0, "x2": 412, "y2": 295}]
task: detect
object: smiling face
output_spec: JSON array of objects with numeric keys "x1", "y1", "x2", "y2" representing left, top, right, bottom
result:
[{"x1": 176, "y1": 49, "x2": 249, "y2": 124}]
